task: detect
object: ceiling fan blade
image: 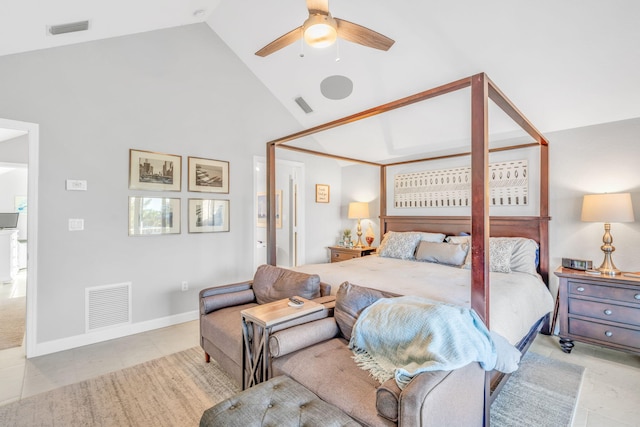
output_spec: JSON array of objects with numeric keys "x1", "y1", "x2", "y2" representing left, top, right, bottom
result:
[
  {"x1": 306, "y1": 0, "x2": 329, "y2": 15},
  {"x1": 335, "y1": 18, "x2": 395, "y2": 51},
  {"x1": 255, "y1": 27, "x2": 303, "y2": 57}
]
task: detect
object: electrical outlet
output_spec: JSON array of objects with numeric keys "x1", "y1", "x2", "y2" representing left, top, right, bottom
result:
[{"x1": 181, "y1": 281, "x2": 188, "y2": 291}]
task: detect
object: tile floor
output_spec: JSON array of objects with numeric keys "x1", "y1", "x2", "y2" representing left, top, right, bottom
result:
[{"x1": 1, "y1": 271, "x2": 639, "y2": 426}]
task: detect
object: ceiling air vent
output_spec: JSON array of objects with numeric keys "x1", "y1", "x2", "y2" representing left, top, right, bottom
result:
[
  {"x1": 48, "y1": 20, "x2": 90, "y2": 36},
  {"x1": 295, "y1": 97, "x2": 313, "y2": 114}
]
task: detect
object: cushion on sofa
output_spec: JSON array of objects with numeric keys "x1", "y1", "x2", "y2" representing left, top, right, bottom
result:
[
  {"x1": 335, "y1": 282, "x2": 399, "y2": 341},
  {"x1": 252, "y1": 264, "x2": 321, "y2": 304}
]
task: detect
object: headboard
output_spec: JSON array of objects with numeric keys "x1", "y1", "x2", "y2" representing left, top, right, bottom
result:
[{"x1": 381, "y1": 215, "x2": 551, "y2": 286}]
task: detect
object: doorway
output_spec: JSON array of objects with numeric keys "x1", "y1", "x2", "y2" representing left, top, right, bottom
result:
[
  {"x1": 0, "y1": 118, "x2": 39, "y2": 358},
  {"x1": 253, "y1": 157, "x2": 305, "y2": 270}
]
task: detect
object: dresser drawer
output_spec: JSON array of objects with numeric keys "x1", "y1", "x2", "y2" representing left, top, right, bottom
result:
[
  {"x1": 569, "y1": 317, "x2": 640, "y2": 350},
  {"x1": 568, "y1": 298, "x2": 640, "y2": 327},
  {"x1": 331, "y1": 251, "x2": 359, "y2": 262},
  {"x1": 569, "y1": 280, "x2": 640, "y2": 304}
]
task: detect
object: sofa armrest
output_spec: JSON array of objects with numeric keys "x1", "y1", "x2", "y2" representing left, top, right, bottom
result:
[
  {"x1": 199, "y1": 281, "x2": 255, "y2": 315},
  {"x1": 320, "y1": 282, "x2": 331, "y2": 297},
  {"x1": 269, "y1": 317, "x2": 339, "y2": 358},
  {"x1": 397, "y1": 362, "x2": 484, "y2": 427}
]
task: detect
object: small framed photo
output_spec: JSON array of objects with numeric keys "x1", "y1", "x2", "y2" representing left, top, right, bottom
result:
[
  {"x1": 128, "y1": 196, "x2": 181, "y2": 236},
  {"x1": 256, "y1": 191, "x2": 283, "y2": 228},
  {"x1": 316, "y1": 184, "x2": 330, "y2": 203},
  {"x1": 129, "y1": 149, "x2": 181, "y2": 191},
  {"x1": 188, "y1": 157, "x2": 229, "y2": 193},
  {"x1": 189, "y1": 199, "x2": 230, "y2": 233}
]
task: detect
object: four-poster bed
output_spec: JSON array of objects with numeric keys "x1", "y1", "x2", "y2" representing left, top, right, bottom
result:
[{"x1": 264, "y1": 73, "x2": 551, "y2": 423}]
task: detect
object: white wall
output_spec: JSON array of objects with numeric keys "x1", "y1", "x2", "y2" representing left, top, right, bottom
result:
[{"x1": 0, "y1": 23, "x2": 342, "y2": 352}]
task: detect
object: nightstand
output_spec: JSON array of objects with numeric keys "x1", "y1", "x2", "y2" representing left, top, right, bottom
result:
[
  {"x1": 328, "y1": 246, "x2": 376, "y2": 263},
  {"x1": 554, "y1": 267, "x2": 640, "y2": 355}
]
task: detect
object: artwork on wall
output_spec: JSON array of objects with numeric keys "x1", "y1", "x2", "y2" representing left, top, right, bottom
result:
[
  {"x1": 256, "y1": 190, "x2": 282, "y2": 228},
  {"x1": 188, "y1": 157, "x2": 229, "y2": 193},
  {"x1": 315, "y1": 184, "x2": 330, "y2": 203},
  {"x1": 394, "y1": 160, "x2": 528, "y2": 208},
  {"x1": 14, "y1": 196, "x2": 27, "y2": 213},
  {"x1": 129, "y1": 149, "x2": 181, "y2": 191},
  {"x1": 188, "y1": 199, "x2": 230, "y2": 233},
  {"x1": 128, "y1": 196, "x2": 181, "y2": 236}
]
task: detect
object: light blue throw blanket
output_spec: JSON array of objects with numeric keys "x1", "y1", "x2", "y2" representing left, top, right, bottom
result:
[{"x1": 349, "y1": 296, "x2": 521, "y2": 389}]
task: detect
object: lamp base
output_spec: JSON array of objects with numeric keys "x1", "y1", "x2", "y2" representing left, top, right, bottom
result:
[{"x1": 598, "y1": 223, "x2": 621, "y2": 275}]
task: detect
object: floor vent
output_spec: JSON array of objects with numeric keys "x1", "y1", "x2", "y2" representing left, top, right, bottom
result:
[{"x1": 85, "y1": 282, "x2": 131, "y2": 332}]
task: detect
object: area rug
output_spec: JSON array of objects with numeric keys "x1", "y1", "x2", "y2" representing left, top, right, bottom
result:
[
  {"x1": 491, "y1": 351, "x2": 584, "y2": 427},
  {"x1": 0, "y1": 347, "x2": 239, "y2": 426},
  {"x1": 0, "y1": 347, "x2": 583, "y2": 426},
  {"x1": 0, "y1": 296, "x2": 25, "y2": 350}
]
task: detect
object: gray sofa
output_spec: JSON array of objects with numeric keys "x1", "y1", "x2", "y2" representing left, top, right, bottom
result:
[
  {"x1": 199, "y1": 264, "x2": 333, "y2": 386},
  {"x1": 268, "y1": 282, "x2": 486, "y2": 427}
]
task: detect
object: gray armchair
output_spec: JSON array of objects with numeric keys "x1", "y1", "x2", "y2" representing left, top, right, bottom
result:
[{"x1": 199, "y1": 264, "x2": 332, "y2": 386}]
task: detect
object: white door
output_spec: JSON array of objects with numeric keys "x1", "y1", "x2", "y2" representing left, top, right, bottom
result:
[{"x1": 253, "y1": 157, "x2": 305, "y2": 270}]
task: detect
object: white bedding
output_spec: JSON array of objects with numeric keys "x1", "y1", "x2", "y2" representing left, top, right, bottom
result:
[{"x1": 291, "y1": 255, "x2": 554, "y2": 345}]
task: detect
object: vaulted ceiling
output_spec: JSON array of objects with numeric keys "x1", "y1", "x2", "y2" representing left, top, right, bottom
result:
[{"x1": 2, "y1": 0, "x2": 639, "y2": 158}]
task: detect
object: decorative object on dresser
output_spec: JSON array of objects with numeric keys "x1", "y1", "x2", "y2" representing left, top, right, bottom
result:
[
  {"x1": 347, "y1": 201, "x2": 370, "y2": 248},
  {"x1": 554, "y1": 267, "x2": 640, "y2": 355},
  {"x1": 581, "y1": 192, "x2": 635, "y2": 275},
  {"x1": 328, "y1": 245, "x2": 376, "y2": 263},
  {"x1": 365, "y1": 224, "x2": 375, "y2": 246}
]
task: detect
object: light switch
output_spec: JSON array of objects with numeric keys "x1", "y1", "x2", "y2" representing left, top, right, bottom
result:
[
  {"x1": 66, "y1": 180, "x2": 87, "y2": 191},
  {"x1": 69, "y1": 218, "x2": 84, "y2": 231}
]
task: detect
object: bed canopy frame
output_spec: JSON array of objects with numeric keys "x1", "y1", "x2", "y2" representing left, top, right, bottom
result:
[{"x1": 265, "y1": 72, "x2": 550, "y2": 420}]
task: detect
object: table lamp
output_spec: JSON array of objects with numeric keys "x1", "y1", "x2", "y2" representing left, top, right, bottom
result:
[
  {"x1": 581, "y1": 192, "x2": 635, "y2": 275},
  {"x1": 348, "y1": 202, "x2": 370, "y2": 248}
]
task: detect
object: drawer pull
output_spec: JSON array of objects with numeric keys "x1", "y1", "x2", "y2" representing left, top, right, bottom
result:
[
  {"x1": 635, "y1": 294, "x2": 640, "y2": 300},
  {"x1": 604, "y1": 309, "x2": 613, "y2": 316},
  {"x1": 605, "y1": 331, "x2": 613, "y2": 337},
  {"x1": 576, "y1": 286, "x2": 585, "y2": 292}
]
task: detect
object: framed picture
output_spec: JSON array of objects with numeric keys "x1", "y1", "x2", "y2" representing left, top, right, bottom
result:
[
  {"x1": 256, "y1": 190, "x2": 282, "y2": 228},
  {"x1": 188, "y1": 199, "x2": 230, "y2": 233},
  {"x1": 128, "y1": 196, "x2": 180, "y2": 236},
  {"x1": 129, "y1": 149, "x2": 181, "y2": 191},
  {"x1": 316, "y1": 184, "x2": 330, "y2": 203},
  {"x1": 188, "y1": 157, "x2": 229, "y2": 193}
]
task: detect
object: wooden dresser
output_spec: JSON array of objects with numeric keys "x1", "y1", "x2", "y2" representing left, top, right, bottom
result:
[
  {"x1": 554, "y1": 267, "x2": 640, "y2": 355},
  {"x1": 328, "y1": 246, "x2": 376, "y2": 263}
]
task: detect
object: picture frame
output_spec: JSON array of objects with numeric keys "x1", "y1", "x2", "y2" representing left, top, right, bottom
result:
[
  {"x1": 188, "y1": 199, "x2": 230, "y2": 233},
  {"x1": 188, "y1": 157, "x2": 229, "y2": 193},
  {"x1": 129, "y1": 149, "x2": 181, "y2": 191},
  {"x1": 128, "y1": 196, "x2": 181, "y2": 236},
  {"x1": 256, "y1": 190, "x2": 283, "y2": 228},
  {"x1": 315, "y1": 184, "x2": 330, "y2": 203}
]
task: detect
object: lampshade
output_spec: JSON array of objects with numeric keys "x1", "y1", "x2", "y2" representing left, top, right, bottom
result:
[
  {"x1": 303, "y1": 14, "x2": 337, "y2": 48},
  {"x1": 348, "y1": 202, "x2": 370, "y2": 219},
  {"x1": 581, "y1": 193, "x2": 635, "y2": 223}
]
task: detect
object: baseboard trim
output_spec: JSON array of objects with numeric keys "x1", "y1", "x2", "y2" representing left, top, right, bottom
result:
[{"x1": 30, "y1": 310, "x2": 199, "y2": 358}]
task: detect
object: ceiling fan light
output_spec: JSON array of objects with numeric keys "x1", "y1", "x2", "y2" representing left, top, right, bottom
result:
[{"x1": 303, "y1": 15, "x2": 337, "y2": 48}]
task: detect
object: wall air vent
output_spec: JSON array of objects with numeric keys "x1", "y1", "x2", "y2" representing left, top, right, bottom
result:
[
  {"x1": 85, "y1": 282, "x2": 131, "y2": 332},
  {"x1": 48, "y1": 20, "x2": 90, "y2": 36},
  {"x1": 294, "y1": 97, "x2": 313, "y2": 114}
]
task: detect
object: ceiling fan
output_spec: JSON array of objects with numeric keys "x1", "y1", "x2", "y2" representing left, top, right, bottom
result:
[{"x1": 255, "y1": 0, "x2": 395, "y2": 57}]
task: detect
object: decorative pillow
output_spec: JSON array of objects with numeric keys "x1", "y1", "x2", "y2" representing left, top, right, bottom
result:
[
  {"x1": 252, "y1": 264, "x2": 321, "y2": 304},
  {"x1": 335, "y1": 282, "x2": 398, "y2": 340},
  {"x1": 377, "y1": 231, "x2": 423, "y2": 260},
  {"x1": 446, "y1": 236, "x2": 516, "y2": 273},
  {"x1": 415, "y1": 241, "x2": 469, "y2": 266},
  {"x1": 418, "y1": 232, "x2": 446, "y2": 243}
]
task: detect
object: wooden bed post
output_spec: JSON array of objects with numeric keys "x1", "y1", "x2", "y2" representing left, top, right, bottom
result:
[
  {"x1": 380, "y1": 165, "x2": 387, "y2": 223},
  {"x1": 470, "y1": 73, "x2": 490, "y2": 326},
  {"x1": 267, "y1": 141, "x2": 277, "y2": 266}
]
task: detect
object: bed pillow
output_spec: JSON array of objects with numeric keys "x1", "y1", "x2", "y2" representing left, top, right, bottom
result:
[
  {"x1": 445, "y1": 236, "x2": 516, "y2": 273},
  {"x1": 377, "y1": 231, "x2": 423, "y2": 260},
  {"x1": 418, "y1": 232, "x2": 446, "y2": 243},
  {"x1": 415, "y1": 241, "x2": 469, "y2": 266},
  {"x1": 506, "y1": 237, "x2": 539, "y2": 275}
]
